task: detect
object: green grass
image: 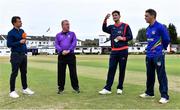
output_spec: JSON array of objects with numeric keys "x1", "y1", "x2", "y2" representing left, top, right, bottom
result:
[{"x1": 0, "y1": 55, "x2": 180, "y2": 109}]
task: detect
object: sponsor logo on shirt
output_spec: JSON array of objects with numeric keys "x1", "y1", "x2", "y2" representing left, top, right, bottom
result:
[{"x1": 147, "y1": 38, "x2": 154, "y2": 42}]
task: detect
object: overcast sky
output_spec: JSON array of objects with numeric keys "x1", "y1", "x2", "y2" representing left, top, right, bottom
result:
[{"x1": 0, "y1": 0, "x2": 179, "y2": 40}]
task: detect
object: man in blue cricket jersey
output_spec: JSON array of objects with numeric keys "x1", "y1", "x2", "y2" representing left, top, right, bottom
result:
[
  {"x1": 7, "y1": 16, "x2": 34, "y2": 98},
  {"x1": 99, "y1": 10, "x2": 133, "y2": 95},
  {"x1": 139, "y1": 9, "x2": 170, "y2": 104}
]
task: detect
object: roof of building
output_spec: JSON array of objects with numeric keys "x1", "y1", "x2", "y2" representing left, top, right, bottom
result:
[
  {"x1": 27, "y1": 36, "x2": 55, "y2": 41},
  {"x1": 0, "y1": 35, "x2": 81, "y2": 42}
]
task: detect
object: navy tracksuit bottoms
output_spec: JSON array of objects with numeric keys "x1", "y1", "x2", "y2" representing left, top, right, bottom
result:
[
  {"x1": 104, "y1": 49, "x2": 128, "y2": 91},
  {"x1": 145, "y1": 55, "x2": 169, "y2": 99}
]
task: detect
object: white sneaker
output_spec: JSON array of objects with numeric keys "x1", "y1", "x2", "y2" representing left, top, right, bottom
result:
[
  {"x1": 159, "y1": 97, "x2": 169, "y2": 104},
  {"x1": 139, "y1": 93, "x2": 155, "y2": 98},
  {"x1": 99, "y1": 89, "x2": 112, "y2": 95},
  {"x1": 117, "y1": 89, "x2": 123, "y2": 95},
  {"x1": 9, "y1": 91, "x2": 19, "y2": 98},
  {"x1": 22, "y1": 88, "x2": 34, "y2": 95}
]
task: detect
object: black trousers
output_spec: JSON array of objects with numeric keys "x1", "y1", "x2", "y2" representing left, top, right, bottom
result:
[
  {"x1": 58, "y1": 53, "x2": 79, "y2": 91},
  {"x1": 10, "y1": 53, "x2": 28, "y2": 92}
]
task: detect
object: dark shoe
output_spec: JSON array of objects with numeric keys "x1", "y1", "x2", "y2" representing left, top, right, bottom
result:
[
  {"x1": 74, "y1": 89, "x2": 80, "y2": 93},
  {"x1": 57, "y1": 89, "x2": 64, "y2": 94}
]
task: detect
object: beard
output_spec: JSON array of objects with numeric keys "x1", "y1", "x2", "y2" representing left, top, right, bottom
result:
[{"x1": 114, "y1": 19, "x2": 120, "y2": 23}]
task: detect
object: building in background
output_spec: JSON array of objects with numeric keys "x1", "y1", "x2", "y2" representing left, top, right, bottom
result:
[
  {"x1": 0, "y1": 35, "x2": 10, "y2": 56},
  {"x1": 0, "y1": 35, "x2": 84, "y2": 56},
  {"x1": 0, "y1": 34, "x2": 174, "y2": 56},
  {"x1": 98, "y1": 35, "x2": 111, "y2": 54}
]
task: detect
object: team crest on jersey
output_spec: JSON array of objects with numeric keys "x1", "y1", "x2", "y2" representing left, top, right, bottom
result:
[
  {"x1": 152, "y1": 30, "x2": 156, "y2": 35},
  {"x1": 118, "y1": 31, "x2": 122, "y2": 34}
]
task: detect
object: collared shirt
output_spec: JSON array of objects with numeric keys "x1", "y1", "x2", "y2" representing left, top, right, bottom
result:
[
  {"x1": 146, "y1": 21, "x2": 170, "y2": 57},
  {"x1": 55, "y1": 31, "x2": 77, "y2": 53},
  {"x1": 7, "y1": 28, "x2": 27, "y2": 53}
]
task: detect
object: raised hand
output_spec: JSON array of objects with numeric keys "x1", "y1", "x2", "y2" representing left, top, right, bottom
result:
[{"x1": 105, "y1": 14, "x2": 111, "y2": 20}]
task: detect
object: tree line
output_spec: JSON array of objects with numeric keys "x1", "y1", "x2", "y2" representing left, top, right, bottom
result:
[{"x1": 136, "y1": 23, "x2": 180, "y2": 44}]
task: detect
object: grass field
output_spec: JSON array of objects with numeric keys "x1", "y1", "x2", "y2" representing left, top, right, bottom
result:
[{"x1": 0, "y1": 55, "x2": 180, "y2": 109}]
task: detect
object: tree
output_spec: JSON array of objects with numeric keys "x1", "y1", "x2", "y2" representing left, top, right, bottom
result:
[
  {"x1": 82, "y1": 39, "x2": 99, "y2": 46},
  {"x1": 168, "y1": 23, "x2": 178, "y2": 44},
  {"x1": 176, "y1": 37, "x2": 180, "y2": 44},
  {"x1": 128, "y1": 39, "x2": 135, "y2": 46},
  {"x1": 136, "y1": 28, "x2": 147, "y2": 42}
]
